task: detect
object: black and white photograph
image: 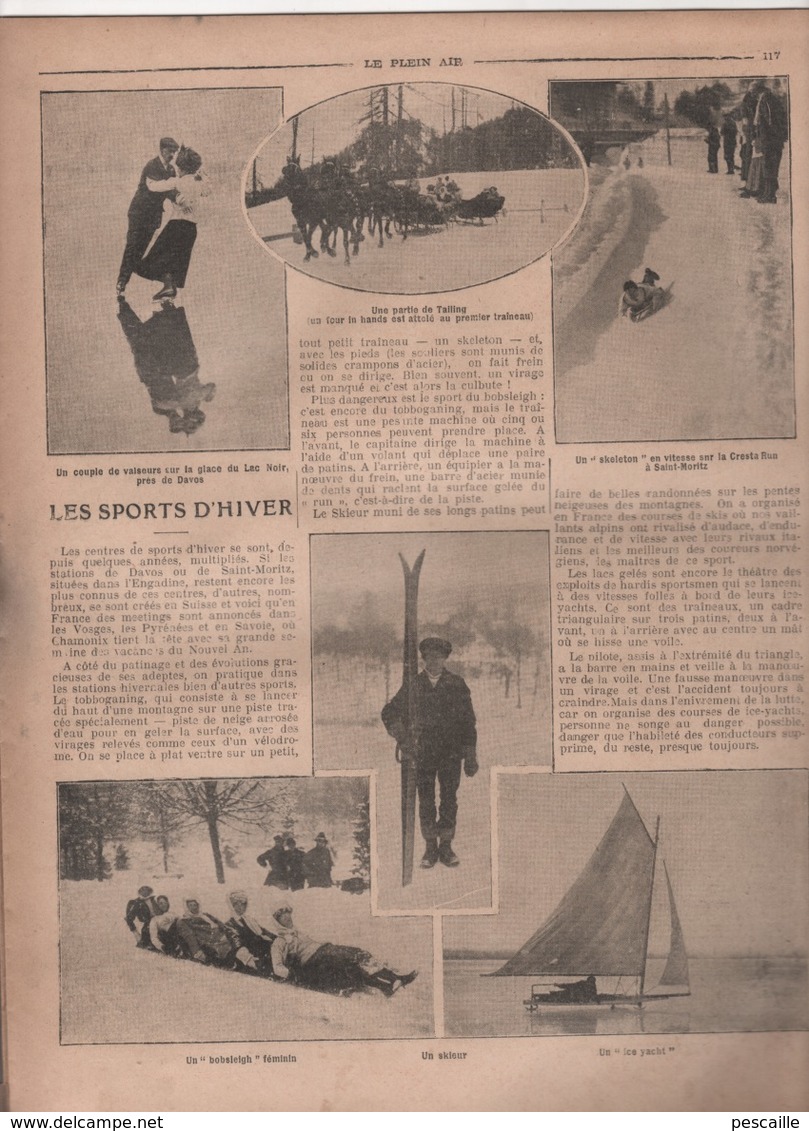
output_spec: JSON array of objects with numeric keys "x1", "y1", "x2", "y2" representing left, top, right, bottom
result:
[
  {"x1": 310, "y1": 531, "x2": 551, "y2": 912},
  {"x1": 443, "y1": 771, "x2": 809, "y2": 1038},
  {"x1": 245, "y1": 82, "x2": 585, "y2": 293},
  {"x1": 43, "y1": 89, "x2": 289, "y2": 454},
  {"x1": 58, "y1": 776, "x2": 433, "y2": 1044},
  {"x1": 550, "y1": 78, "x2": 794, "y2": 443}
]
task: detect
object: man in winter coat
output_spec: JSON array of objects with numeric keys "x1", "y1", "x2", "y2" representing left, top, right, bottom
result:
[
  {"x1": 283, "y1": 837, "x2": 307, "y2": 891},
  {"x1": 257, "y1": 835, "x2": 288, "y2": 888},
  {"x1": 116, "y1": 137, "x2": 179, "y2": 299},
  {"x1": 705, "y1": 123, "x2": 721, "y2": 173},
  {"x1": 303, "y1": 833, "x2": 335, "y2": 888},
  {"x1": 382, "y1": 636, "x2": 478, "y2": 870},
  {"x1": 753, "y1": 80, "x2": 788, "y2": 203},
  {"x1": 721, "y1": 114, "x2": 738, "y2": 174}
]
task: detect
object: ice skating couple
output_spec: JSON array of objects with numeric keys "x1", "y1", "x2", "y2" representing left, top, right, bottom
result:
[{"x1": 116, "y1": 136, "x2": 209, "y2": 304}]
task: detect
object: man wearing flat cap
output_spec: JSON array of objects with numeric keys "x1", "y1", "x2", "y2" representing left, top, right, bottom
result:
[
  {"x1": 116, "y1": 137, "x2": 179, "y2": 300},
  {"x1": 382, "y1": 637, "x2": 478, "y2": 869}
]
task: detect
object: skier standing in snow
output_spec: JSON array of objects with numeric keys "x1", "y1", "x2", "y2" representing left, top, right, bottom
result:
[{"x1": 382, "y1": 637, "x2": 478, "y2": 870}]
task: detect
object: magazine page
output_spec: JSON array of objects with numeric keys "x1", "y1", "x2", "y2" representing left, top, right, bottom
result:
[{"x1": 0, "y1": 10, "x2": 807, "y2": 1112}]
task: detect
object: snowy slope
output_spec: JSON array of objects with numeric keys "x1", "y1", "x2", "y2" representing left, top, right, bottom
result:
[
  {"x1": 60, "y1": 876, "x2": 433, "y2": 1044},
  {"x1": 553, "y1": 142, "x2": 794, "y2": 442}
]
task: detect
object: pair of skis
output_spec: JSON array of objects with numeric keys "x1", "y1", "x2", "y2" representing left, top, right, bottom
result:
[{"x1": 396, "y1": 550, "x2": 425, "y2": 887}]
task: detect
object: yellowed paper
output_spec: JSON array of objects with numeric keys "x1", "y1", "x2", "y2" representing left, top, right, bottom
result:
[{"x1": 1, "y1": 11, "x2": 807, "y2": 1112}]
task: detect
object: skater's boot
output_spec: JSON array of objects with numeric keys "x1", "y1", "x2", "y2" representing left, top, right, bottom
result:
[
  {"x1": 438, "y1": 841, "x2": 460, "y2": 867},
  {"x1": 153, "y1": 275, "x2": 177, "y2": 302},
  {"x1": 420, "y1": 839, "x2": 439, "y2": 868}
]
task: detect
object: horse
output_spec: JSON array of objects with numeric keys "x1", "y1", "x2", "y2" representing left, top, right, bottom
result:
[
  {"x1": 264, "y1": 157, "x2": 328, "y2": 262},
  {"x1": 364, "y1": 171, "x2": 403, "y2": 247},
  {"x1": 318, "y1": 161, "x2": 363, "y2": 265}
]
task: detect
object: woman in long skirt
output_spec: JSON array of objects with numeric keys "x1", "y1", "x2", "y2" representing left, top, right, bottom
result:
[{"x1": 137, "y1": 146, "x2": 208, "y2": 301}]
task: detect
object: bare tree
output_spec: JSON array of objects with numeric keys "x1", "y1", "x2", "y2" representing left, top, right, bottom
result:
[
  {"x1": 482, "y1": 603, "x2": 537, "y2": 709},
  {"x1": 130, "y1": 781, "x2": 193, "y2": 875},
  {"x1": 352, "y1": 591, "x2": 398, "y2": 701},
  {"x1": 159, "y1": 779, "x2": 292, "y2": 883}
]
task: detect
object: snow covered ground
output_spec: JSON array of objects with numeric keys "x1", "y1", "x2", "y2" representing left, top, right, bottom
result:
[
  {"x1": 248, "y1": 169, "x2": 584, "y2": 294},
  {"x1": 553, "y1": 138, "x2": 794, "y2": 442},
  {"x1": 315, "y1": 667, "x2": 551, "y2": 913},
  {"x1": 60, "y1": 875, "x2": 433, "y2": 1044}
]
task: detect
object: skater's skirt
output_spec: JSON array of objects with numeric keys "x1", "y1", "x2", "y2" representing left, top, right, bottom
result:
[{"x1": 137, "y1": 219, "x2": 197, "y2": 288}]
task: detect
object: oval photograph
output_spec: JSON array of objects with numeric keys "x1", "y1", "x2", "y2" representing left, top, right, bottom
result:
[{"x1": 244, "y1": 82, "x2": 586, "y2": 294}]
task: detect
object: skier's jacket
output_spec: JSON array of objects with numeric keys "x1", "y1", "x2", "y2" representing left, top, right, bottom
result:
[{"x1": 382, "y1": 669, "x2": 477, "y2": 764}]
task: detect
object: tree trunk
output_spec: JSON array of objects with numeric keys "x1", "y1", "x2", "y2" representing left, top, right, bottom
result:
[
  {"x1": 95, "y1": 829, "x2": 105, "y2": 881},
  {"x1": 206, "y1": 815, "x2": 225, "y2": 884},
  {"x1": 93, "y1": 785, "x2": 106, "y2": 881}
]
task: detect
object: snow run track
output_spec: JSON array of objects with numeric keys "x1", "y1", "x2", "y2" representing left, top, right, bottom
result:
[{"x1": 553, "y1": 147, "x2": 794, "y2": 443}]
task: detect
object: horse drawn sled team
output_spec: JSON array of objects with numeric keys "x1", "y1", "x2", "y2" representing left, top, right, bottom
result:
[{"x1": 261, "y1": 156, "x2": 505, "y2": 264}]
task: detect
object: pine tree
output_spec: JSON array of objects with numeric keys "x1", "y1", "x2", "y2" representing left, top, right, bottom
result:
[
  {"x1": 58, "y1": 782, "x2": 130, "y2": 882},
  {"x1": 350, "y1": 796, "x2": 371, "y2": 889}
]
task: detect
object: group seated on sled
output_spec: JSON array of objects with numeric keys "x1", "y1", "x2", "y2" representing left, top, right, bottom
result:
[{"x1": 124, "y1": 886, "x2": 417, "y2": 997}]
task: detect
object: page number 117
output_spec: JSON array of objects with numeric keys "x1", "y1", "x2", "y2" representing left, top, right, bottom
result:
[{"x1": 763, "y1": 50, "x2": 780, "y2": 59}]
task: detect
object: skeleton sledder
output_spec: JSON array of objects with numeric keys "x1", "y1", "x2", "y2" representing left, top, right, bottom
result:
[{"x1": 619, "y1": 268, "x2": 669, "y2": 323}]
